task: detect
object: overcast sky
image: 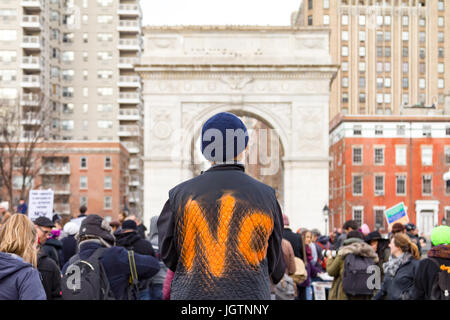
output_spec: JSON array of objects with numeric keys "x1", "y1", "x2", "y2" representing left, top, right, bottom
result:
[{"x1": 141, "y1": 0, "x2": 303, "y2": 26}]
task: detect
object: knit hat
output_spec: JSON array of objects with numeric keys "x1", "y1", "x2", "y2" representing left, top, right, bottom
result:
[
  {"x1": 201, "y1": 112, "x2": 249, "y2": 162},
  {"x1": 78, "y1": 214, "x2": 115, "y2": 246},
  {"x1": 405, "y1": 223, "x2": 417, "y2": 232},
  {"x1": 63, "y1": 221, "x2": 79, "y2": 236},
  {"x1": 360, "y1": 224, "x2": 370, "y2": 236},
  {"x1": 347, "y1": 230, "x2": 365, "y2": 241},
  {"x1": 122, "y1": 219, "x2": 137, "y2": 231},
  {"x1": 365, "y1": 231, "x2": 382, "y2": 243},
  {"x1": 33, "y1": 216, "x2": 55, "y2": 228},
  {"x1": 431, "y1": 225, "x2": 450, "y2": 246}
]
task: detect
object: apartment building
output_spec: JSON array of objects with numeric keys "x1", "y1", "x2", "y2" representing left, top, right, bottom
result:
[
  {"x1": 329, "y1": 114, "x2": 450, "y2": 236},
  {"x1": 0, "y1": 0, "x2": 143, "y2": 215},
  {"x1": 295, "y1": 0, "x2": 450, "y2": 119}
]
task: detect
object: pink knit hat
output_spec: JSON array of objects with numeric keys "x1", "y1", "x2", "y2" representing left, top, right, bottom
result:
[{"x1": 360, "y1": 224, "x2": 370, "y2": 236}]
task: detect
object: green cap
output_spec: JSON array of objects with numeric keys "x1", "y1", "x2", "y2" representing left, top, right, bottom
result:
[{"x1": 431, "y1": 225, "x2": 450, "y2": 246}]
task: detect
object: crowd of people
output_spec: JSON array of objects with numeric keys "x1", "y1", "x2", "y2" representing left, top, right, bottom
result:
[{"x1": 0, "y1": 112, "x2": 449, "y2": 301}]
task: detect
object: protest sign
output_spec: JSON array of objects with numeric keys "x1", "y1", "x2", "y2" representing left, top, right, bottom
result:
[
  {"x1": 385, "y1": 202, "x2": 409, "y2": 228},
  {"x1": 28, "y1": 190, "x2": 54, "y2": 221}
]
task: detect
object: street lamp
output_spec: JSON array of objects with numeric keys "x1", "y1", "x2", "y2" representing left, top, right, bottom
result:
[{"x1": 323, "y1": 205, "x2": 330, "y2": 236}]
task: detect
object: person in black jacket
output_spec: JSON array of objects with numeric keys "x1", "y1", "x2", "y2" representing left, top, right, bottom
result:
[
  {"x1": 157, "y1": 112, "x2": 285, "y2": 300},
  {"x1": 60, "y1": 221, "x2": 79, "y2": 267},
  {"x1": 373, "y1": 233, "x2": 420, "y2": 300}
]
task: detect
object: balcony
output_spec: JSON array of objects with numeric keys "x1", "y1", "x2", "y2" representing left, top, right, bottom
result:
[
  {"x1": 20, "y1": 113, "x2": 41, "y2": 126},
  {"x1": 118, "y1": 76, "x2": 141, "y2": 88},
  {"x1": 118, "y1": 4, "x2": 141, "y2": 16},
  {"x1": 129, "y1": 176, "x2": 141, "y2": 187},
  {"x1": 122, "y1": 142, "x2": 141, "y2": 154},
  {"x1": 21, "y1": 56, "x2": 42, "y2": 70},
  {"x1": 53, "y1": 203, "x2": 70, "y2": 214},
  {"x1": 118, "y1": 39, "x2": 141, "y2": 51},
  {"x1": 21, "y1": 36, "x2": 41, "y2": 50},
  {"x1": 118, "y1": 92, "x2": 141, "y2": 104},
  {"x1": 20, "y1": 0, "x2": 42, "y2": 9},
  {"x1": 128, "y1": 196, "x2": 141, "y2": 203},
  {"x1": 40, "y1": 164, "x2": 71, "y2": 175},
  {"x1": 118, "y1": 108, "x2": 140, "y2": 121},
  {"x1": 118, "y1": 125, "x2": 140, "y2": 137},
  {"x1": 21, "y1": 75, "x2": 41, "y2": 88},
  {"x1": 118, "y1": 20, "x2": 141, "y2": 32},
  {"x1": 118, "y1": 57, "x2": 139, "y2": 69},
  {"x1": 21, "y1": 15, "x2": 42, "y2": 29},
  {"x1": 50, "y1": 184, "x2": 71, "y2": 195},
  {"x1": 128, "y1": 159, "x2": 140, "y2": 170},
  {"x1": 21, "y1": 93, "x2": 40, "y2": 107}
]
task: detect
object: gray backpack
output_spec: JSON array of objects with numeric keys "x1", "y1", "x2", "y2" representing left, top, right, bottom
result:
[{"x1": 343, "y1": 254, "x2": 376, "y2": 296}]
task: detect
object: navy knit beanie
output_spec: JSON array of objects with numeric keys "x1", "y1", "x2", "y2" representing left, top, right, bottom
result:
[{"x1": 201, "y1": 112, "x2": 249, "y2": 162}]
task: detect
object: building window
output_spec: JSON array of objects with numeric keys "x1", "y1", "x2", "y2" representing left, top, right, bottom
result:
[
  {"x1": 323, "y1": 0, "x2": 330, "y2": 9},
  {"x1": 104, "y1": 196, "x2": 112, "y2": 210},
  {"x1": 396, "y1": 175, "x2": 407, "y2": 196},
  {"x1": 374, "y1": 175, "x2": 385, "y2": 196},
  {"x1": 374, "y1": 147, "x2": 385, "y2": 165},
  {"x1": 422, "y1": 175, "x2": 432, "y2": 195},
  {"x1": 446, "y1": 180, "x2": 450, "y2": 195},
  {"x1": 353, "y1": 175, "x2": 363, "y2": 196},
  {"x1": 80, "y1": 196, "x2": 88, "y2": 207},
  {"x1": 323, "y1": 15, "x2": 330, "y2": 25},
  {"x1": 421, "y1": 146, "x2": 433, "y2": 166},
  {"x1": 396, "y1": 146, "x2": 407, "y2": 166},
  {"x1": 446, "y1": 126, "x2": 450, "y2": 136},
  {"x1": 375, "y1": 125, "x2": 383, "y2": 136},
  {"x1": 352, "y1": 207, "x2": 363, "y2": 227},
  {"x1": 353, "y1": 147, "x2": 363, "y2": 165},
  {"x1": 374, "y1": 208, "x2": 386, "y2": 231},
  {"x1": 80, "y1": 157, "x2": 88, "y2": 169},
  {"x1": 80, "y1": 176, "x2": 88, "y2": 190},
  {"x1": 105, "y1": 156, "x2": 112, "y2": 169},
  {"x1": 353, "y1": 125, "x2": 362, "y2": 136},
  {"x1": 308, "y1": 15, "x2": 313, "y2": 25},
  {"x1": 104, "y1": 176, "x2": 112, "y2": 190}
]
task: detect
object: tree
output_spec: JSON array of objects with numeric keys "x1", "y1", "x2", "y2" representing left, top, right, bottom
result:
[{"x1": 0, "y1": 95, "x2": 53, "y2": 211}]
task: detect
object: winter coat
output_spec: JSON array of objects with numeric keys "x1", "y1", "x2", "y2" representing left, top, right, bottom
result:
[
  {"x1": 62, "y1": 240, "x2": 160, "y2": 300},
  {"x1": 42, "y1": 238, "x2": 63, "y2": 268},
  {"x1": 334, "y1": 233, "x2": 347, "y2": 251},
  {"x1": 282, "y1": 239, "x2": 296, "y2": 275},
  {"x1": 137, "y1": 224, "x2": 147, "y2": 239},
  {"x1": 373, "y1": 254, "x2": 418, "y2": 300},
  {"x1": 412, "y1": 244, "x2": 450, "y2": 300},
  {"x1": 282, "y1": 228, "x2": 304, "y2": 260},
  {"x1": 0, "y1": 252, "x2": 46, "y2": 300},
  {"x1": 158, "y1": 163, "x2": 285, "y2": 300},
  {"x1": 299, "y1": 244, "x2": 320, "y2": 288},
  {"x1": 115, "y1": 231, "x2": 155, "y2": 257},
  {"x1": 37, "y1": 249, "x2": 62, "y2": 300},
  {"x1": 326, "y1": 238, "x2": 379, "y2": 300},
  {"x1": 61, "y1": 235, "x2": 78, "y2": 267}
]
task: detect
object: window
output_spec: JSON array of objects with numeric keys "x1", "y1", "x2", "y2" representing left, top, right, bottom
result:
[
  {"x1": 98, "y1": 104, "x2": 113, "y2": 112},
  {"x1": 323, "y1": 0, "x2": 330, "y2": 9},
  {"x1": 423, "y1": 125, "x2": 432, "y2": 136},
  {"x1": 104, "y1": 176, "x2": 112, "y2": 189},
  {"x1": 438, "y1": 63, "x2": 445, "y2": 73},
  {"x1": 342, "y1": 93, "x2": 349, "y2": 103},
  {"x1": 342, "y1": 15, "x2": 348, "y2": 25},
  {"x1": 0, "y1": 30, "x2": 17, "y2": 41},
  {"x1": 353, "y1": 175, "x2": 363, "y2": 196},
  {"x1": 61, "y1": 120, "x2": 74, "y2": 131},
  {"x1": 359, "y1": 47, "x2": 366, "y2": 57},
  {"x1": 421, "y1": 147, "x2": 432, "y2": 166},
  {"x1": 13, "y1": 177, "x2": 32, "y2": 190},
  {"x1": 352, "y1": 207, "x2": 363, "y2": 227},
  {"x1": 353, "y1": 125, "x2": 362, "y2": 136},
  {"x1": 438, "y1": 79, "x2": 445, "y2": 89},
  {"x1": 422, "y1": 175, "x2": 432, "y2": 195},
  {"x1": 80, "y1": 196, "x2": 87, "y2": 208},
  {"x1": 359, "y1": 93, "x2": 366, "y2": 103},
  {"x1": 445, "y1": 147, "x2": 450, "y2": 165},
  {"x1": 396, "y1": 146, "x2": 407, "y2": 166},
  {"x1": 97, "y1": 87, "x2": 113, "y2": 96},
  {"x1": 353, "y1": 147, "x2": 363, "y2": 165},
  {"x1": 396, "y1": 175, "x2": 407, "y2": 196},
  {"x1": 62, "y1": 51, "x2": 75, "y2": 62},
  {"x1": 342, "y1": 46, "x2": 349, "y2": 56},
  {"x1": 403, "y1": 62, "x2": 409, "y2": 74},
  {"x1": 359, "y1": 77, "x2": 365, "y2": 88},
  {"x1": 374, "y1": 176, "x2": 384, "y2": 195},
  {"x1": 342, "y1": 62, "x2": 349, "y2": 72},
  {"x1": 374, "y1": 148, "x2": 384, "y2": 165},
  {"x1": 104, "y1": 196, "x2": 112, "y2": 210},
  {"x1": 323, "y1": 15, "x2": 330, "y2": 25},
  {"x1": 62, "y1": 103, "x2": 74, "y2": 114},
  {"x1": 342, "y1": 77, "x2": 349, "y2": 88},
  {"x1": 105, "y1": 156, "x2": 112, "y2": 169},
  {"x1": 446, "y1": 181, "x2": 450, "y2": 195},
  {"x1": 402, "y1": 78, "x2": 409, "y2": 89},
  {"x1": 308, "y1": 16, "x2": 313, "y2": 25},
  {"x1": 80, "y1": 176, "x2": 88, "y2": 190},
  {"x1": 375, "y1": 125, "x2": 383, "y2": 136},
  {"x1": 80, "y1": 157, "x2": 88, "y2": 169},
  {"x1": 359, "y1": 31, "x2": 366, "y2": 42},
  {"x1": 97, "y1": 15, "x2": 113, "y2": 24},
  {"x1": 359, "y1": 16, "x2": 366, "y2": 26},
  {"x1": 97, "y1": 51, "x2": 112, "y2": 61},
  {"x1": 374, "y1": 208, "x2": 386, "y2": 231}
]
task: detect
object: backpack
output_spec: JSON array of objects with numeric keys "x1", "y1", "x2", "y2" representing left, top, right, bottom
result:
[
  {"x1": 61, "y1": 248, "x2": 115, "y2": 300},
  {"x1": 342, "y1": 254, "x2": 376, "y2": 296},
  {"x1": 291, "y1": 257, "x2": 308, "y2": 284},
  {"x1": 125, "y1": 250, "x2": 140, "y2": 300},
  {"x1": 274, "y1": 274, "x2": 296, "y2": 300},
  {"x1": 429, "y1": 258, "x2": 450, "y2": 300}
]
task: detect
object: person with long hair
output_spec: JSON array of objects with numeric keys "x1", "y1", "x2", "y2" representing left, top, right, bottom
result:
[
  {"x1": 0, "y1": 214, "x2": 46, "y2": 300},
  {"x1": 373, "y1": 233, "x2": 420, "y2": 300}
]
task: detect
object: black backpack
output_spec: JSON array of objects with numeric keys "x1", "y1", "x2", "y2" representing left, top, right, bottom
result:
[
  {"x1": 342, "y1": 254, "x2": 376, "y2": 296},
  {"x1": 429, "y1": 258, "x2": 450, "y2": 300},
  {"x1": 61, "y1": 248, "x2": 115, "y2": 300}
]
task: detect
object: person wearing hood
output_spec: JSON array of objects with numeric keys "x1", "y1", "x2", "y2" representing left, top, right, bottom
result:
[
  {"x1": 62, "y1": 215, "x2": 160, "y2": 300},
  {"x1": 42, "y1": 228, "x2": 63, "y2": 268},
  {"x1": 373, "y1": 233, "x2": 420, "y2": 300},
  {"x1": 60, "y1": 221, "x2": 79, "y2": 267},
  {"x1": 365, "y1": 231, "x2": 390, "y2": 282},
  {"x1": 0, "y1": 214, "x2": 46, "y2": 300},
  {"x1": 326, "y1": 231, "x2": 379, "y2": 300},
  {"x1": 147, "y1": 215, "x2": 169, "y2": 300},
  {"x1": 33, "y1": 217, "x2": 62, "y2": 300},
  {"x1": 412, "y1": 225, "x2": 450, "y2": 300}
]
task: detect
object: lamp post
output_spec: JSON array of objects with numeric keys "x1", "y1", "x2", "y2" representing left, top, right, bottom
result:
[{"x1": 323, "y1": 205, "x2": 330, "y2": 236}]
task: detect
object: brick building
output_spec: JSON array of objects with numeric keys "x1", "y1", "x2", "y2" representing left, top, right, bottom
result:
[
  {"x1": 329, "y1": 114, "x2": 450, "y2": 236},
  {"x1": 0, "y1": 141, "x2": 129, "y2": 221}
]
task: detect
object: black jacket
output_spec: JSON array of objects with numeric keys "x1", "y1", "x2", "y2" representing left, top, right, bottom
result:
[
  {"x1": 282, "y1": 228, "x2": 304, "y2": 260},
  {"x1": 116, "y1": 231, "x2": 155, "y2": 257},
  {"x1": 42, "y1": 238, "x2": 63, "y2": 268},
  {"x1": 412, "y1": 256, "x2": 450, "y2": 300},
  {"x1": 37, "y1": 249, "x2": 62, "y2": 300},
  {"x1": 374, "y1": 255, "x2": 418, "y2": 300},
  {"x1": 61, "y1": 235, "x2": 78, "y2": 267},
  {"x1": 157, "y1": 163, "x2": 285, "y2": 300}
]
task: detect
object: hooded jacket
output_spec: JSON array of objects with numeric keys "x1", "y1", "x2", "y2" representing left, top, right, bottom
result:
[
  {"x1": 42, "y1": 238, "x2": 63, "y2": 268},
  {"x1": 61, "y1": 235, "x2": 78, "y2": 267},
  {"x1": 37, "y1": 249, "x2": 62, "y2": 300},
  {"x1": 157, "y1": 163, "x2": 285, "y2": 300},
  {"x1": 326, "y1": 238, "x2": 379, "y2": 300},
  {"x1": 0, "y1": 252, "x2": 46, "y2": 300},
  {"x1": 115, "y1": 231, "x2": 155, "y2": 257}
]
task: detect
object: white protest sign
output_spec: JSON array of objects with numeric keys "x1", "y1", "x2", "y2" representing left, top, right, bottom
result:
[{"x1": 28, "y1": 190, "x2": 54, "y2": 221}]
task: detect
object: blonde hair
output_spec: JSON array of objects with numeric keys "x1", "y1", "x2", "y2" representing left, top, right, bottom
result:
[
  {"x1": 392, "y1": 233, "x2": 420, "y2": 260},
  {"x1": 0, "y1": 214, "x2": 38, "y2": 267}
]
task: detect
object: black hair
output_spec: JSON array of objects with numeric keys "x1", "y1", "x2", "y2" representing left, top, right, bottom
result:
[
  {"x1": 343, "y1": 220, "x2": 359, "y2": 231},
  {"x1": 79, "y1": 205, "x2": 87, "y2": 214},
  {"x1": 347, "y1": 230, "x2": 364, "y2": 240}
]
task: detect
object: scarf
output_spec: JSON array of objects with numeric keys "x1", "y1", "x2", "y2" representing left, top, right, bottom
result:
[
  {"x1": 383, "y1": 253, "x2": 411, "y2": 277},
  {"x1": 428, "y1": 244, "x2": 450, "y2": 259}
]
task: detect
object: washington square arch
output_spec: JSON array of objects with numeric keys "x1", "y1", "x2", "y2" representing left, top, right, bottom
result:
[{"x1": 136, "y1": 26, "x2": 338, "y2": 233}]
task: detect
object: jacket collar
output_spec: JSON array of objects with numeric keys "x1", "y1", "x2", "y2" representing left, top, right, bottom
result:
[{"x1": 204, "y1": 163, "x2": 245, "y2": 174}]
